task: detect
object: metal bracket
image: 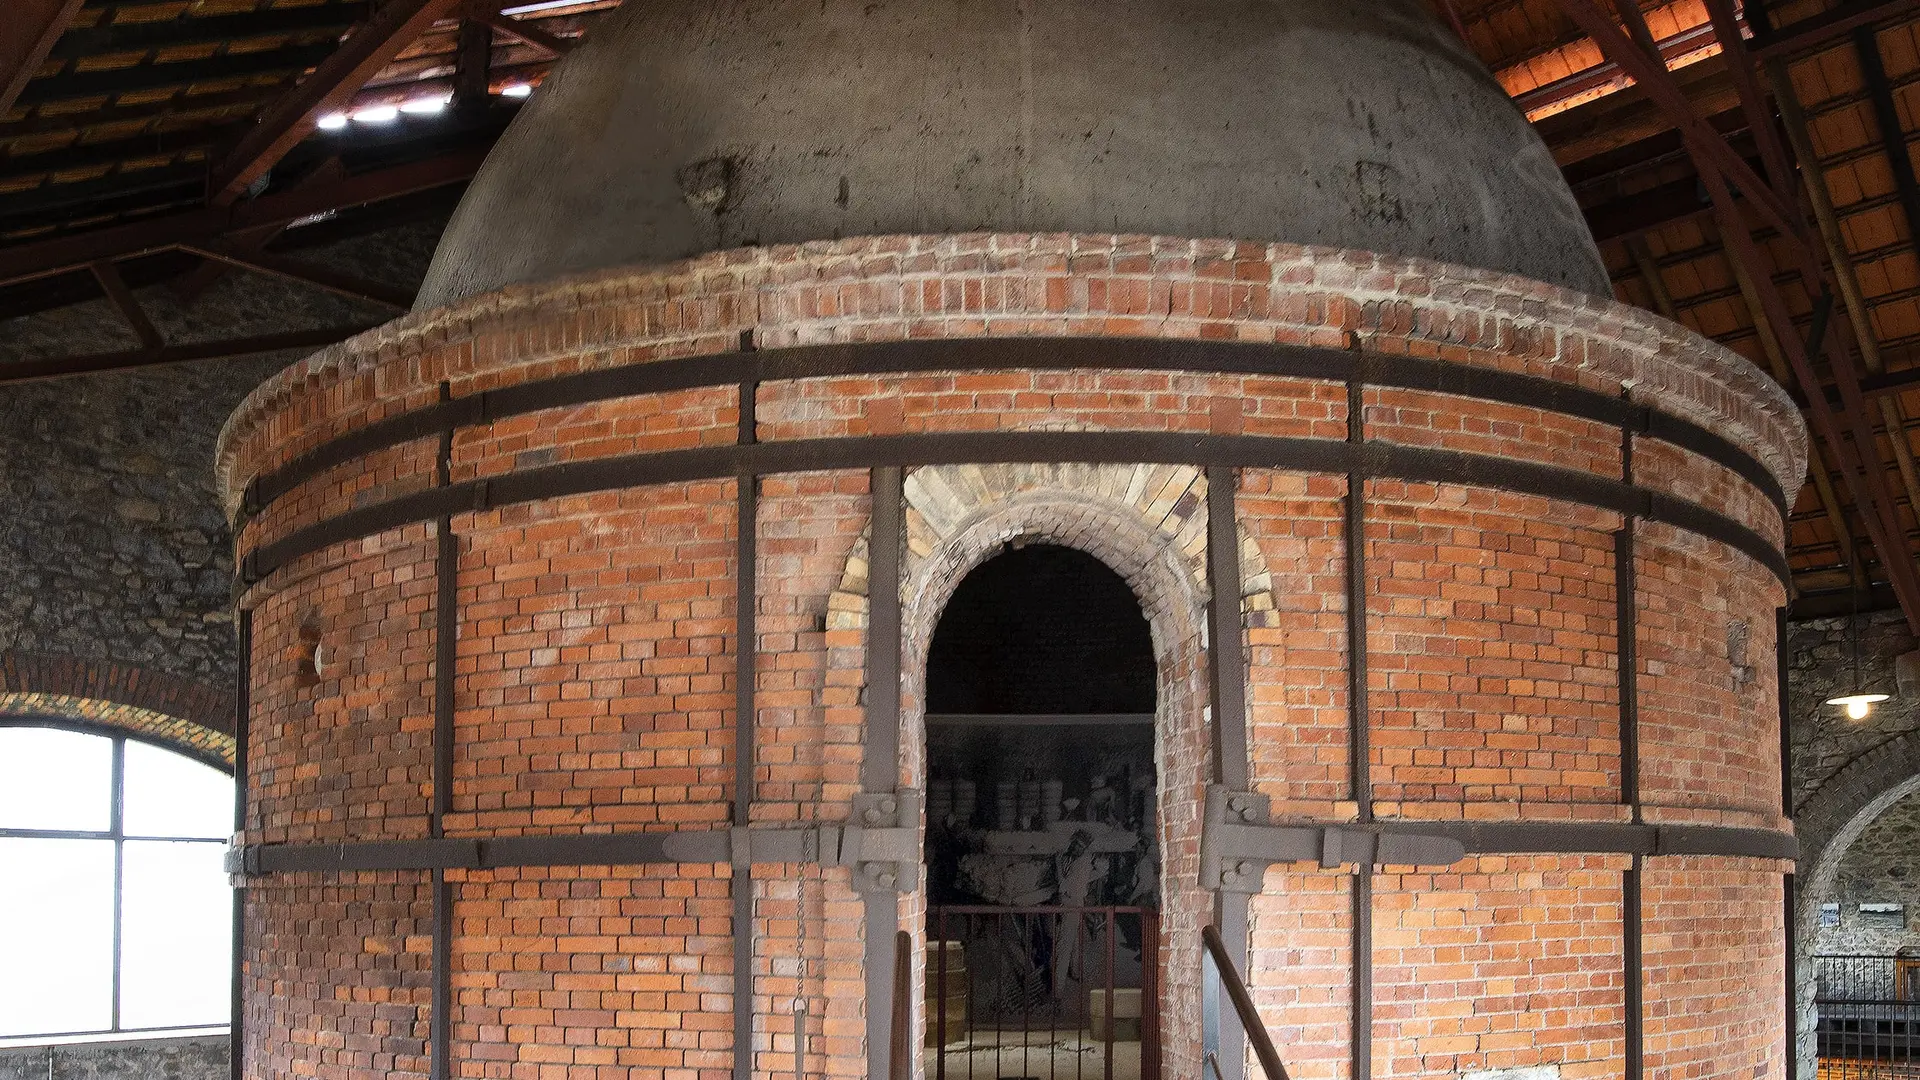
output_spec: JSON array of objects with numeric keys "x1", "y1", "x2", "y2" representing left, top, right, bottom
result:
[
  {"x1": 848, "y1": 789, "x2": 921, "y2": 894},
  {"x1": 1200, "y1": 785, "x2": 1466, "y2": 892}
]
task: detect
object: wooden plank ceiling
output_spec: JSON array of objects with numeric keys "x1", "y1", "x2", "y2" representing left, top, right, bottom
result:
[{"x1": 0, "y1": 0, "x2": 1917, "y2": 620}]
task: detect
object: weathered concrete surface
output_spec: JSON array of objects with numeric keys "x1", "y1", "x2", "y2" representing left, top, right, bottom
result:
[
  {"x1": 418, "y1": 0, "x2": 1609, "y2": 308},
  {"x1": 0, "y1": 1036, "x2": 226, "y2": 1080}
]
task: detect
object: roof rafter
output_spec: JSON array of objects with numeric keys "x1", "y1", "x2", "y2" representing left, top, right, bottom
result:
[
  {"x1": 209, "y1": 0, "x2": 465, "y2": 205},
  {"x1": 0, "y1": 0, "x2": 86, "y2": 118}
]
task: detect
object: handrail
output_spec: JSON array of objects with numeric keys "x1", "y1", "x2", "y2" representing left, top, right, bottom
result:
[
  {"x1": 890, "y1": 930, "x2": 912, "y2": 1080},
  {"x1": 1203, "y1": 924, "x2": 1291, "y2": 1080}
]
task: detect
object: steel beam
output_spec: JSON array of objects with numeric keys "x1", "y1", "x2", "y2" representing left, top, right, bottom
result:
[
  {"x1": 88, "y1": 261, "x2": 162, "y2": 350},
  {"x1": 0, "y1": 324, "x2": 378, "y2": 383},
  {"x1": 209, "y1": 0, "x2": 464, "y2": 204},
  {"x1": 465, "y1": 4, "x2": 575, "y2": 55},
  {"x1": 0, "y1": 148, "x2": 486, "y2": 287},
  {"x1": 180, "y1": 242, "x2": 414, "y2": 310}
]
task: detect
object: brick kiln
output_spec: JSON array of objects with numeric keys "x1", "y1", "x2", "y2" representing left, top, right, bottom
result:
[{"x1": 215, "y1": 2, "x2": 1808, "y2": 1079}]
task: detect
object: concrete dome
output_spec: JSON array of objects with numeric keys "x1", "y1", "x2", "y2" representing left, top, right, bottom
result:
[{"x1": 415, "y1": 0, "x2": 1610, "y2": 309}]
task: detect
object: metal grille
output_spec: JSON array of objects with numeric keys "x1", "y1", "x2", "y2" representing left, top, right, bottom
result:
[
  {"x1": 927, "y1": 906, "x2": 1159, "y2": 1080},
  {"x1": 1815, "y1": 955, "x2": 1920, "y2": 1080}
]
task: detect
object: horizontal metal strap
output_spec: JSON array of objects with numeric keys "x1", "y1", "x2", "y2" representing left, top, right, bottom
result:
[
  {"x1": 226, "y1": 823, "x2": 918, "y2": 876},
  {"x1": 240, "y1": 429, "x2": 1790, "y2": 589},
  {"x1": 1200, "y1": 786, "x2": 1797, "y2": 892},
  {"x1": 239, "y1": 337, "x2": 1788, "y2": 526}
]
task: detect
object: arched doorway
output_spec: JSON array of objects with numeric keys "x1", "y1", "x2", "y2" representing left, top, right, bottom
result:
[{"x1": 921, "y1": 542, "x2": 1162, "y2": 1079}]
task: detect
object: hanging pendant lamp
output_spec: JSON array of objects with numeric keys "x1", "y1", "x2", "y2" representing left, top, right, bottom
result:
[{"x1": 1826, "y1": 595, "x2": 1891, "y2": 720}]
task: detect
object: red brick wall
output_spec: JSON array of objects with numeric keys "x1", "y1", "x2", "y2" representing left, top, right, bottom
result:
[
  {"x1": 243, "y1": 873, "x2": 433, "y2": 1080},
  {"x1": 1366, "y1": 486, "x2": 1622, "y2": 817},
  {"x1": 449, "y1": 864, "x2": 733, "y2": 1079},
  {"x1": 1642, "y1": 859, "x2": 1789, "y2": 1080},
  {"x1": 223, "y1": 235, "x2": 1799, "y2": 1080},
  {"x1": 1372, "y1": 856, "x2": 1628, "y2": 1080}
]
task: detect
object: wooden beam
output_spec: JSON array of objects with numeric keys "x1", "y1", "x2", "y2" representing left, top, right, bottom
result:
[
  {"x1": 1772, "y1": 55, "x2": 1920, "y2": 593},
  {"x1": 1564, "y1": 0, "x2": 1920, "y2": 631},
  {"x1": 452, "y1": 18, "x2": 494, "y2": 112},
  {"x1": 180, "y1": 242, "x2": 414, "y2": 311},
  {"x1": 0, "y1": 146, "x2": 487, "y2": 287},
  {"x1": 48, "y1": 3, "x2": 368, "y2": 60},
  {"x1": 0, "y1": 324, "x2": 378, "y2": 384},
  {"x1": 1751, "y1": 0, "x2": 1920, "y2": 60},
  {"x1": 465, "y1": 6, "x2": 575, "y2": 55},
  {"x1": 210, "y1": 0, "x2": 464, "y2": 205},
  {"x1": 88, "y1": 260, "x2": 162, "y2": 350},
  {"x1": 0, "y1": 0, "x2": 85, "y2": 117},
  {"x1": 19, "y1": 43, "x2": 335, "y2": 108},
  {"x1": 1554, "y1": 0, "x2": 1807, "y2": 248}
]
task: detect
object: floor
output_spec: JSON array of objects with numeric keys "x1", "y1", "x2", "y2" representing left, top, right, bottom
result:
[{"x1": 924, "y1": 1029, "x2": 1146, "y2": 1080}]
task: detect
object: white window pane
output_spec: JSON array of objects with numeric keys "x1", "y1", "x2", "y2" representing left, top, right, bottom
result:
[
  {"x1": 0, "y1": 727, "x2": 110, "y2": 831},
  {"x1": 123, "y1": 740, "x2": 232, "y2": 840},
  {"x1": 119, "y1": 840, "x2": 232, "y2": 1030},
  {"x1": 0, "y1": 837, "x2": 114, "y2": 1036}
]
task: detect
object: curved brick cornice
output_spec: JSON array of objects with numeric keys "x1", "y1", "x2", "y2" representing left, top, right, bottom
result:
[
  {"x1": 215, "y1": 235, "x2": 1808, "y2": 516},
  {"x1": 0, "y1": 650, "x2": 235, "y2": 766}
]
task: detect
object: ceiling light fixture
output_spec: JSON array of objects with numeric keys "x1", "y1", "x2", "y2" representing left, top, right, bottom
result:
[
  {"x1": 316, "y1": 113, "x2": 348, "y2": 131},
  {"x1": 353, "y1": 104, "x2": 400, "y2": 123},
  {"x1": 400, "y1": 95, "x2": 449, "y2": 115},
  {"x1": 502, "y1": 83, "x2": 533, "y2": 98},
  {"x1": 500, "y1": 0, "x2": 585, "y2": 14},
  {"x1": 1826, "y1": 594, "x2": 1892, "y2": 720}
]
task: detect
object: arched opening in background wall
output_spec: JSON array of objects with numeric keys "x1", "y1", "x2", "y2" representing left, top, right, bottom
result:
[{"x1": 0, "y1": 721, "x2": 234, "y2": 1044}]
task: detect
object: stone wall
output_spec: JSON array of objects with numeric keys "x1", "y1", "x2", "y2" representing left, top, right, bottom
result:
[
  {"x1": 0, "y1": 1035, "x2": 227, "y2": 1080},
  {"x1": 1787, "y1": 611, "x2": 1919, "y2": 813},
  {"x1": 1810, "y1": 788, "x2": 1920, "y2": 956},
  {"x1": 0, "y1": 219, "x2": 442, "y2": 700}
]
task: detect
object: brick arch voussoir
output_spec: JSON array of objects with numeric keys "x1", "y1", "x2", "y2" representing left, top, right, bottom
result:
[
  {"x1": 0, "y1": 650, "x2": 236, "y2": 767},
  {"x1": 1797, "y1": 727, "x2": 1920, "y2": 907}
]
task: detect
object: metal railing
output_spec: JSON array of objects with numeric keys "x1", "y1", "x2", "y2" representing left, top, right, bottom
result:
[
  {"x1": 1202, "y1": 924, "x2": 1290, "y2": 1080},
  {"x1": 1814, "y1": 955, "x2": 1920, "y2": 1080},
  {"x1": 926, "y1": 905, "x2": 1159, "y2": 1080}
]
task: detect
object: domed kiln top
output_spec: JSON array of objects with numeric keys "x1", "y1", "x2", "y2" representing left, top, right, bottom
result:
[{"x1": 414, "y1": 0, "x2": 1610, "y2": 309}]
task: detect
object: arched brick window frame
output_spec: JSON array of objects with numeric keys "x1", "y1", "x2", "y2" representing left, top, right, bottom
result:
[
  {"x1": 822, "y1": 461, "x2": 1280, "y2": 1078},
  {"x1": 0, "y1": 651, "x2": 235, "y2": 768}
]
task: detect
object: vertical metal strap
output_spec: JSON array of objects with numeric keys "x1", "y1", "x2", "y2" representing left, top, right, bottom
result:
[
  {"x1": 734, "y1": 464, "x2": 758, "y2": 1080},
  {"x1": 1785, "y1": 872, "x2": 1798, "y2": 1080},
  {"x1": 431, "y1": 383, "x2": 455, "y2": 1080},
  {"x1": 1620, "y1": 419, "x2": 1644, "y2": 1080},
  {"x1": 1778, "y1": 606, "x2": 1793, "y2": 817},
  {"x1": 1618, "y1": 423, "x2": 1640, "y2": 820},
  {"x1": 1206, "y1": 466, "x2": 1251, "y2": 1080},
  {"x1": 1345, "y1": 380, "x2": 1373, "y2": 1080},
  {"x1": 1625, "y1": 855, "x2": 1643, "y2": 1080},
  {"x1": 1346, "y1": 382, "x2": 1370, "y2": 822},
  {"x1": 1207, "y1": 466, "x2": 1250, "y2": 790},
  {"x1": 1352, "y1": 872, "x2": 1372, "y2": 1080},
  {"x1": 230, "y1": 607, "x2": 250, "y2": 1080},
  {"x1": 865, "y1": 466, "x2": 905, "y2": 1080}
]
